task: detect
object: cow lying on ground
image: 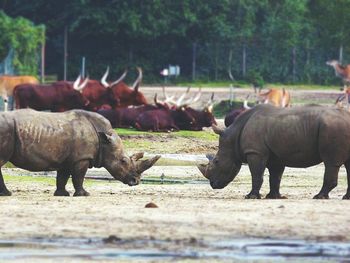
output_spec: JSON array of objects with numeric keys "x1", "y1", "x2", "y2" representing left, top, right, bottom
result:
[
  {"x1": 198, "y1": 104, "x2": 350, "y2": 199},
  {"x1": 0, "y1": 109, "x2": 160, "y2": 196}
]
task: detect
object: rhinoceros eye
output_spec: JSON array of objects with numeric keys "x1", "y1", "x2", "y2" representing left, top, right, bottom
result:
[
  {"x1": 214, "y1": 158, "x2": 219, "y2": 164},
  {"x1": 121, "y1": 157, "x2": 128, "y2": 165}
]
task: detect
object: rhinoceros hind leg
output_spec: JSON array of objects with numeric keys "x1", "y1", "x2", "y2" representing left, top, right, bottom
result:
[
  {"x1": 314, "y1": 165, "x2": 339, "y2": 199},
  {"x1": 71, "y1": 161, "x2": 90, "y2": 197},
  {"x1": 54, "y1": 169, "x2": 70, "y2": 196},
  {"x1": 266, "y1": 163, "x2": 286, "y2": 199},
  {"x1": 0, "y1": 169, "x2": 11, "y2": 196}
]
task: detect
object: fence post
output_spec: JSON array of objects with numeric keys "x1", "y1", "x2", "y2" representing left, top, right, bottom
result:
[
  {"x1": 63, "y1": 26, "x2": 68, "y2": 81},
  {"x1": 192, "y1": 42, "x2": 197, "y2": 81}
]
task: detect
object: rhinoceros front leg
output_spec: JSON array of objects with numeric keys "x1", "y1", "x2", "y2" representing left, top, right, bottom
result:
[
  {"x1": 266, "y1": 163, "x2": 287, "y2": 199},
  {"x1": 313, "y1": 164, "x2": 339, "y2": 199},
  {"x1": 245, "y1": 154, "x2": 267, "y2": 199},
  {"x1": 54, "y1": 169, "x2": 70, "y2": 196},
  {"x1": 71, "y1": 160, "x2": 90, "y2": 197},
  {"x1": 0, "y1": 169, "x2": 11, "y2": 196},
  {"x1": 343, "y1": 161, "x2": 350, "y2": 200}
]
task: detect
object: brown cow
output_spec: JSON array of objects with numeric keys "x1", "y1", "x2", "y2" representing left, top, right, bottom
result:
[
  {"x1": 0, "y1": 75, "x2": 39, "y2": 111},
  {"x1": 258, "y1": 88, "x2": 291, "y2": 107},
  {"x1": 111, "y1": 67, "x2": 148, "y2": 107},
  {"x1": 81, "y1": 67, "x2": 127, "y2": 111},
  {"x1": 326, "y1": 60, "x2": 350, "y2": 89},
  {"x1": 14, "y1": 75, "x2": 90, "y2": 112}
]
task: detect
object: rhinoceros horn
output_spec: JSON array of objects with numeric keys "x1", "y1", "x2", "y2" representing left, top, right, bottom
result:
[
  {"x1": 197, "y1": 163, "x2": 209, "y2": 179},
  {"x1": 136, "y1": 155, "x2": 161, "y2": 174},
  {"x1": 212, "y1": 124, "x2": 224, "y2": 135}
]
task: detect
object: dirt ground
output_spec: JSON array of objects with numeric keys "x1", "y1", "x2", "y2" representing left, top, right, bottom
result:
[
  {"x1": 1, "y1": 88, "x2": 350, "y2": 261},
  {"x1": 1, "y1": 164, "x2": 350, "y2": 243}
]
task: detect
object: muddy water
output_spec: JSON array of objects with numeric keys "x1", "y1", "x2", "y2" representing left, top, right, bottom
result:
[{"x1": 0, "y1": 237, "x2": 350, "y2": 262}]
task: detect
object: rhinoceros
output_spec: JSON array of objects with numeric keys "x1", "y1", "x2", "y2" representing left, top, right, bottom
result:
[
  {"x1": 0, "y1": 109, "x2": 160, "y2": 196},
  {"x1": 198, "y1": 104, "x2": 350, "y2": 199}
]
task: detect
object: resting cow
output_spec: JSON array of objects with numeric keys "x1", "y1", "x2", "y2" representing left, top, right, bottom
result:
[
  {"x1": 0, "y1": 109, "x2": 160, "y2": 196},
  {"x1": 198, "y1": 104, "x2": 350, "y2": 199}
]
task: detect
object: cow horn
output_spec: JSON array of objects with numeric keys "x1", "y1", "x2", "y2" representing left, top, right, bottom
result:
[
  {"x1": 101, "y1": 66, "x2": 110, "y2": 88},
  {"x1": 197, "y1": 163, "x2": 209, "y2": 179},
  {"x1": 110, "y1": 69, "x2": 128, "y2": 87},
  {"x1": 132, "y1": 67, "x2": 143, "y2": 92},
  {"x1": 136, "y1": 155, "x2": 161, "y2": 174},
  {"x1": 162, "y1": 86, "x2": 176, "y2": 105},
  {"x1": 181, "y1": 87, "x2": 202, "y2": 107},
  {"x1": 206, "y1": 92, "x2": 215, "y2": 113},
  {"x1": 75, "y1": 76, "x2": 89, "y2": 91},
  {"x1": 176, "y1": 87, "x2": 190, "y2": 107},
  {"x1": 212, "y1": 124, "x2": 224, "y2": 135},
  {"x1": 73, "y1": 75, "x2": 82, "y2": 90},
  {"x1": 243, "y1": 100, "x2": 251, "y2": 109}
]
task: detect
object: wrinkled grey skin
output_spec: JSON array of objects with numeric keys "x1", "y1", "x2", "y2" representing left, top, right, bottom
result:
[
  {"x1": 198, "y1": 104, "x2": 350, "y2": 199},
  {"x1": 0, "y1": 109, "x2": 160, "y2": 196}
]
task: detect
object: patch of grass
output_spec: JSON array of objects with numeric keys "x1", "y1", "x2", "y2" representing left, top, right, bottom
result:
[{"x1": 116, "y1": 128, "x2": 218, "y2": 141}]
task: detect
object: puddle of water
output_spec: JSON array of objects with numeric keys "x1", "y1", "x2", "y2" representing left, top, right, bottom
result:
[{"x1": 0, "y1": 237, "x2": 349, "y2": 262}]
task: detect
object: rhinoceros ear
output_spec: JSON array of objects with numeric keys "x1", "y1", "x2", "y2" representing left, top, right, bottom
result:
[{"x1": 98, "y1": 132, "x2": 114, "y2": 144}]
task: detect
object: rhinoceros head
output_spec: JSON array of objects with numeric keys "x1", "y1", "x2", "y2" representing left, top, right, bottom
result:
[
  {"x1": 98, "y1": 131, "x2": 160, "y2": 186},
  {"x1": 197, "y1": 125, "x2": 241, "y2": 189}
]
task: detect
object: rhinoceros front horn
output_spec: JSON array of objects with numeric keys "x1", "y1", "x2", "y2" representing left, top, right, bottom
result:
[
  {"x1": 197, "y1": 163, "x2": 209, "y2": 179},
  {"x1": 136, "y1": 155, "x2": 161, "y2": 174}
]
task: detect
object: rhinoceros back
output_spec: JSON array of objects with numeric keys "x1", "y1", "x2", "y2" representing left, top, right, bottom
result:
[{"x1": 10, "y1": 109, "x2": 102, "y2": 171}]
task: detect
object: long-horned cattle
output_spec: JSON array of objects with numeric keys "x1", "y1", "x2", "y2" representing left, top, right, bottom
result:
[
  {"x1": 0, "y1": 75, "x2": 39, "y2": 111},
  {"x1": 326, "y1": 60, "x2": 350, "y2": 89},
  {"x1": 164, "y1": 88, "x2": 217, "y2": 130},
  {"x1": 13, "y1": 75, "x2": 90, "y2": 112},
  {"x1": 110, "y1": 67, "x2": 148, "y2": 107},
  {"x1": 0, "y1": 109, "x2": 160, "y2": 196},
  {"x1": 81, "y1": 67, "x2": 127, "y2": 111},
  {"x1": 97, "y1": 94, "x2": 165, "y2": 128},
  {"x1": 198, "y1": 104, "x2": 350, "y2": 200}
]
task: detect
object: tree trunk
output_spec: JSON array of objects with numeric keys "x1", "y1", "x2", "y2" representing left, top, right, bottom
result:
[
  {"x1": 214, "y1": 43, "x2": 219, "y2": 81},
  {"x1": 242, "y1": 43, "x2": 246, "y2": 77},
  {"x1": 292, "y1": 47, "x2": 296, "y2": 83},
  {"x1": 192, "y1": 42, "x2": 197, "y2": 81},
  {"x1": 63, "y1": 26, "x2": 68, "y2": 81},
  {"x1": 339, "y1": 45, "x2": 343, "y2": 63},
  {"x1": 228, "y1": 47, "x2": 235, "y2": 81}
]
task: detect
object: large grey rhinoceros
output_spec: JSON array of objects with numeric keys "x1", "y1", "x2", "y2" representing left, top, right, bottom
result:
[
  {"x1": 198, "y1": 104, "x2": 350, "y2": 199},
  {"x1": 0, "y1": 109, "x2": 160, "y2": 196}
]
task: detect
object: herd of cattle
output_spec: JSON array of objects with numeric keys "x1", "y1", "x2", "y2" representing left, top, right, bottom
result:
[
  {"x1": 0, "y1": 68, "x2": 217, "y2": 132},
  {"x1": 0, "y1": 59, "x2": 348, "y2": 132}
]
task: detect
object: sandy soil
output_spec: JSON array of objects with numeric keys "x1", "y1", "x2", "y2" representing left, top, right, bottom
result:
[{"x1": 1, "y1": 164, "x2": 350, "y2": 243}]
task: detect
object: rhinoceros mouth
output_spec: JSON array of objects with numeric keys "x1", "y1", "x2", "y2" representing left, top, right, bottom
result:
[{"x1": 210, "y1": 180, "x2": 229, "y2": 189}]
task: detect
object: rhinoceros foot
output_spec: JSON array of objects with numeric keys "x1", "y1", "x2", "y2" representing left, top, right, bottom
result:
[
  {"x1": 342, "y1": 193, "x2": 350, "y2": 200},
  {"x1": 313, "y1": 193, "x2": 329, "y2": 199},
  {"x1": 73, "y1": 189, "x2": 90, "y2": 197},
  {"x1": 54, "y1": 189, "x2": 70, "y2": 196},
  {"x1": 245, "y1": 192, "x2": 261, "y2": 199},
  {"x1": 265, "y1": 192, "x2": 288, "y2": 199},
  {"x1": 0, "y1": 190, "x2": 12, "y2": 196}
]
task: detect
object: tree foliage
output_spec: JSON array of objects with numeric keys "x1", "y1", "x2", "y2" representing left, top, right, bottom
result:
[
  {"x1": 0, "y1": 11, "x2": 45, "y2": 75},
  {"x1": 2, "y1": 0, "x2": 350, "y2": 84}
]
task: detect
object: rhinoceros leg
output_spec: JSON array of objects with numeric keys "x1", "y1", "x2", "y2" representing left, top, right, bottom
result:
[
  {"x1": 54, "y1": 169, "x2": 70, "y2": 196},
  {"x1": 342, "y1": 161, "x2": 350, "y2": 200},
  {"x1": 0, "y1": 169, "x2": 11, "y2": 196},
  {"x1": 245, "y1": 154, "x2": 267, "y2": 199},
  {"x1": 71, "y1": 161, "x2": 90, "y2": 197},
  {"x1": 266, "y1": 163, "x2": 287, "y2": 199},
  {"x1": 313, "y1": 165, "x2": 340, "y2": 199}
]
